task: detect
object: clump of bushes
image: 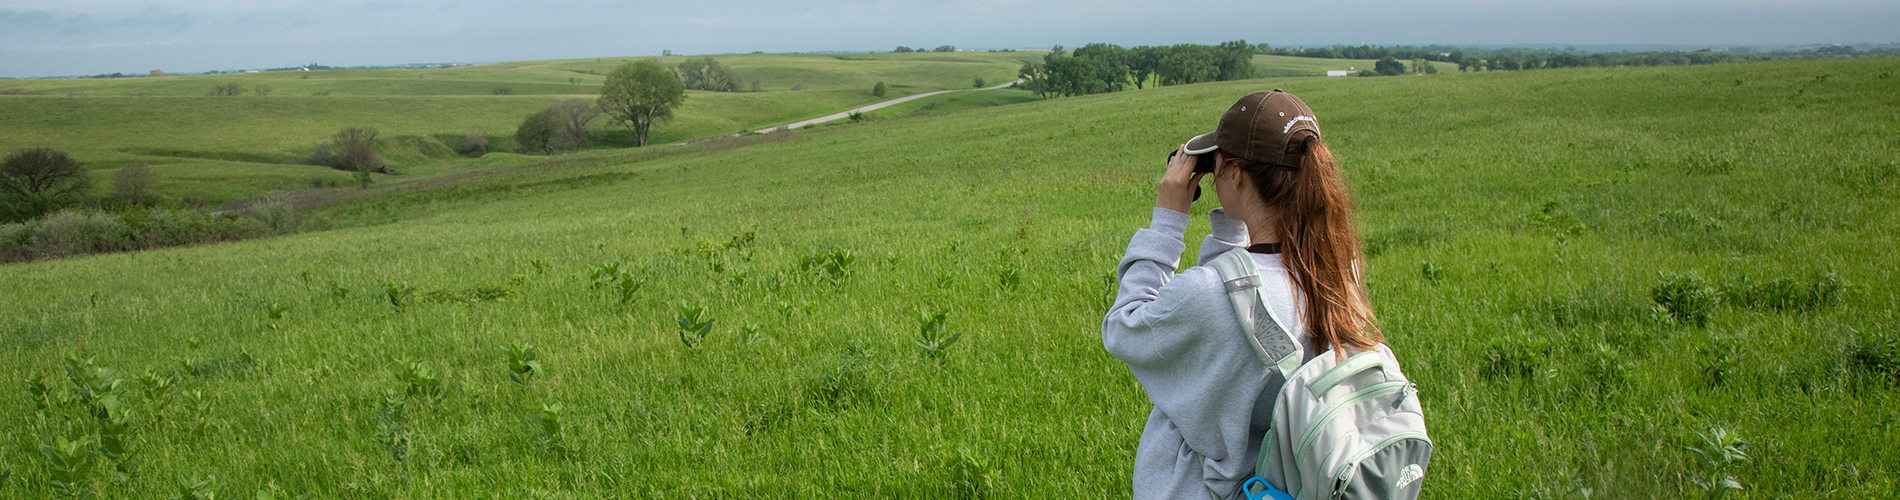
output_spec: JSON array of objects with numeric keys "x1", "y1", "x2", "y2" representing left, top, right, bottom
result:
[
  {"x1": 0, "y1": 207, "x2": 276, "y2": 263},
  {"x1": 459, "y1": 133, "x2": 488, "y2": 156}
]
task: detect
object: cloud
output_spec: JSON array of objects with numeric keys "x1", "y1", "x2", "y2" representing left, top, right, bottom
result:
[{"x1": 0, "y1": 0, "x2": 1894, "y2": 77}]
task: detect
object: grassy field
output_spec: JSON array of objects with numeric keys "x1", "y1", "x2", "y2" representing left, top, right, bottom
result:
[
  {"x1": 0, "y1": 51, "x2": 1041, "y2": 205},
  {"x1": 3, "y1": 57, "x2": 1899, "y2": 498}
]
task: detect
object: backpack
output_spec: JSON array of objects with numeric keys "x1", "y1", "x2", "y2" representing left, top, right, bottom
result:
[{"x1": 1206, "y1": 248, "x2": 1433, "y2": 500}]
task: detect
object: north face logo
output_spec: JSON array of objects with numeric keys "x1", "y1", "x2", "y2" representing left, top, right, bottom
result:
[{"x1": 1395, "y1": 464, "x2": 1425, "y2": 489}]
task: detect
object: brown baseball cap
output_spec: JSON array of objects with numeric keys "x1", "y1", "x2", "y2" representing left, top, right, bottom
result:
[{"x1": 1183, "y1": 89, "x2": 1320, "y2": 168}]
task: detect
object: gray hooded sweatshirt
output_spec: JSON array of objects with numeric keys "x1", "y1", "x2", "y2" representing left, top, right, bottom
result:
[{"x1": 1104, "y1": 207, "x2": 1316, "y2": 500}]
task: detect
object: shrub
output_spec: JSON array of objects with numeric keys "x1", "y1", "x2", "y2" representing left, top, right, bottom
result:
[
  {"x1": 112, "y1": 162, "x2": 158, "y2": 205},
  {"x1": 872, "y1": 81, "x2": 888, "y2": 97},
  {"x1": 973, "y1": 77, "x2": 985, "y2": 88},
  {"x1": 208, "y1": 83, "x2": 244, "y2": 96},
  {"x1": 28, "y1": 210, "x2": 129, "y2": 257},
  {"x1": 251, "y1": 191, "x2": 296, "y2": 235},
  {"x1": 253, "y1": 84, "x2": 272, "y2": 97},
  {"x1": 0, "y1": 221, "x2": 33, "y2": 261},
  {"x1": 459, "y1": 133, "x2": 488, "y2": 156},
  {"x1": 491, "y1": 87, "x2": 513, "y2": 95},
  {"x1": 515, "y1": 109, "x2": 563, "y2": 155},
  {"x1": 1652, "y1": 272, "x2": 1717, "y2": 327}
]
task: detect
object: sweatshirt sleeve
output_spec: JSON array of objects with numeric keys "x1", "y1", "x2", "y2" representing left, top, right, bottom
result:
[
  {"x1": 1103, "y1": 207, "x2": 1196, "y2": 366},
  {"x1": 1195, "y1": 208, "x2": 1251, "y2": 267}
]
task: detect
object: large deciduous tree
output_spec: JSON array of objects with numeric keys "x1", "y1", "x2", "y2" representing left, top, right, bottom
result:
[
  {"x1": 1, "y1": 147, "x2": 93, "y2": 221},
  {"x1": 598, "y1": 61, "x2": 687, "y2": 148}
]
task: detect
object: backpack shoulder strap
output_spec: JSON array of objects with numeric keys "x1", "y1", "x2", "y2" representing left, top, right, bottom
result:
[{"x1": 1207, "y1": 248, "x2": 1304, "y2": 378}]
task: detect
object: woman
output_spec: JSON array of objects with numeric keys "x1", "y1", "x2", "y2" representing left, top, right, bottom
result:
[{"x1": 1102, "y1": 90, "x2": 1383, "y2": 499}]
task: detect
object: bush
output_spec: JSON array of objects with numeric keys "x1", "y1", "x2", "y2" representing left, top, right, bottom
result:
[
  {"x1": 0, "y1": 221, "x2": 32, "y2": 261},
  {"x1": 973, "y1": 77, "x2": 985, "y2": 88},
  {"x1": 112, "y1": 162, "x2": 158, "y2": 205},
  {"x1": 254, "y1": 84, "x2": 272, "y2": 97},
  {"x1": 492, "y1": 87, "x2": 514, "y2": 95},
  {"x1": 459, "y1": 133, "x2": 488, "y2": 156},
  {"x1": 28, "y1": 210, "x2": 129, "y2": 258},
  {"x1": 515, "y1": 108, "x2": 563, "y2": 155},
  {"x1": 872, "y1": 81, "x2": 887, "y2": 97},
  {"x1": 252, "y1": 191, "x2": 296, "y2": 235},
  {"x1": 209, "y1": 83, "x2": 244, "y2": 96}
]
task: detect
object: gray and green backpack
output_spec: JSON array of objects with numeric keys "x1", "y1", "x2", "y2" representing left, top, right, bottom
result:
[{"x1": 1207, "y1": 248, "x2": 1432, "y2": 500}]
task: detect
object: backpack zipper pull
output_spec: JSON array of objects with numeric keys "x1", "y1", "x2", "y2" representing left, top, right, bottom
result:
[{"x1": 1394, "y1": 383, "x2": 1417, "y2": 409}]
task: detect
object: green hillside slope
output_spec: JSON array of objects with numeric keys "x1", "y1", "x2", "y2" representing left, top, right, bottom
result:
[
  {"x1": 0, "y1": 52, "x2": 1040, "y2": 204},
  {"x1": 3, "y1": 58, "x2": 1896, "y2": 498}
]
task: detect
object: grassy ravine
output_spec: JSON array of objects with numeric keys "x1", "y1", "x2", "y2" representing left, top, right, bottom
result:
[{"x1": 4, "y1": 57, "x2": 1899, "y2": 498}]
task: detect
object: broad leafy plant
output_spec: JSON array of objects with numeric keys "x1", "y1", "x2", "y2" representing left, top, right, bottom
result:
[
  {"x1": 506, "y1": 342, "x2": 541, "y2": 388},
  {"x1": 1686, "y1": 426, "x2": 1749, "y2": 498},
  {"x1": 676, "y1": 300, "x2": 714, "y2": 349},
  {"x1": 912, "y1": 310, "x2": 962, "y2": 367}
]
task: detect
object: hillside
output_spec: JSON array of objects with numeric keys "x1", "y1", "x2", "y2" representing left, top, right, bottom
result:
[
  {"x1": 0, "y1": 51, "x2": 1040, "y2": 204},
  {"x1": 3, "y1": 57, "x2": 1897, "y2": 498}
]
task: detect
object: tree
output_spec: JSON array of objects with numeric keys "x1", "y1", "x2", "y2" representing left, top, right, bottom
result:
[
  {"x1": 1158, "y1": 44, "x2": 1217, "y2": 86},
  {"x1": 598, "y1": 61, "x2": 687, "y2": 147},
  {"x1": 673, "y1": 57, "x2": 741, "y2": 92},
  {"x1": 112, "y1": 162, "x2": 157, "y2": 205},
  {"x1": 1071, "y1": 43, "x2": 1131, "y2": 92},
  {"x1": 1214, "y1": 40, "x2": 1256, "y2": 81},
  {"x1": 1128, "y1": 46, "x2": 1163, "y2": 89},
  {"x1": 933, "y1": 45, "x2": 956, "y2": 53},
  {"x1": 550, "y1": 98, "x2": 600, "y2": 149},
  {"x1": 893, "y1": 46, "x2": 914, "y2": 53},
  {"x1": 515, "y1": 109, "x2": 563, "y2": 155},
  {"x1": 209, "y1": 83, "x2": 244, "y2": 96},
  {"x1": 1016, "y1": 61, "x2": 1050, "y2": 99},
  {"x1": 1375, "y1": 56, "x2": 1406, "y2": 76},
  {"x1": 872, "y1": 81, "x2": 887, "y2": 97},
  {"x1": 1, "y1": 147, "x2": 92, "y2": 221},
  {"x1": 973, "y1": 77, "x2": 985, "y2": 88}
]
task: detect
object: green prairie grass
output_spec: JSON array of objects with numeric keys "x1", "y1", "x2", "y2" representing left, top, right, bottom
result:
[
  {"x1": 2, "y1": 57, "x2": 1897, "y2": 498},
  {"x1": 0, "y1": 52, "x2": 1037, "y2": 206}
]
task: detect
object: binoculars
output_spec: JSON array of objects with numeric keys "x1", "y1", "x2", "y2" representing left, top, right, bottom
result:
[{"x1": 1168, "y1": 150, "x2": 1215, "y2": 201}]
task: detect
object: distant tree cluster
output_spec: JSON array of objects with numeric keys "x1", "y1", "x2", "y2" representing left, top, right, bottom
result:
[
  {"x1": 673, "y1": 57, "x2": 742, "y2": 92},
  {"x1": 892, "y1": 45, "x2": 956, "y2": 53},
  {"x1": 1018, "y1": 41, "x2": 1255, "y2": 98},
  {"x1": 1249, "y1": 43, "x2": 1877, "y2": 73}
]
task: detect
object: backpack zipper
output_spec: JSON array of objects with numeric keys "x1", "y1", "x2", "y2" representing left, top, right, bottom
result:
[
  {"x1": 1293, "y1": 380, "x2": 1410, "y2": 473},
  {"x1": 1330, "y1": 431, "x2": 1433, "y2": 495}
]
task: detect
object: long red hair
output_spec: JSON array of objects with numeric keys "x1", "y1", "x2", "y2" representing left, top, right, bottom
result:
[{"x1": 1225, "y1": 131, "x2": 1383, "y2": 355}]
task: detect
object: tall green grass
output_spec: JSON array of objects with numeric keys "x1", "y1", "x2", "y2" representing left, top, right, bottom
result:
[{"x1": 1, "y1": 57, "x2": 1896, "y2": 498}]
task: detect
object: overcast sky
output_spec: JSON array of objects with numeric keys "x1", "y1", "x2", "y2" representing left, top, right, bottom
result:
[{"x1": 1, "y1": 0, "x2": 1894, "y2": 78}]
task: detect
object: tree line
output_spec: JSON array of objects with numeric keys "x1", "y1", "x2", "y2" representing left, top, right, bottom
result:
[
  {"x1": 1016, "y1": 41, "x2": 1257, "y2": 98},
  {"x1": 1252, "y1": 43, "x2": 1896, "y2": 72}
]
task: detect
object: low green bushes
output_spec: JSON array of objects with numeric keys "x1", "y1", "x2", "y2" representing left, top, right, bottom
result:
[{"x1": 0, "y1": 207, "x2": 275, "y2": 263}]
